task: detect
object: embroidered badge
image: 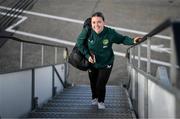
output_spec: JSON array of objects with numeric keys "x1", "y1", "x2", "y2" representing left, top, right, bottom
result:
[
  {"x1": 102, "y1": 39, "x2": 109, "y2": 48},
  {"x1": 103, "y1": 39, "x2": 109, "y2": 45}
]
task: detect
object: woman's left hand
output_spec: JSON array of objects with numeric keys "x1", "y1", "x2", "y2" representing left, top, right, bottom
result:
[{"x1": 133, "y1": 37, "x2": 142, "y2": 43}]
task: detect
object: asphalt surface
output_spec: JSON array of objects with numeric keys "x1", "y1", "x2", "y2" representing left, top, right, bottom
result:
[{"x1": 0, "y1": 0, "x2": 180, "y2": 85}]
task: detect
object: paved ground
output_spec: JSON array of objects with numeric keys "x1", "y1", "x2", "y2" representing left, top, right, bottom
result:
[{"x1": 0, "y1": 0, "x2": 180, "y2": 85}]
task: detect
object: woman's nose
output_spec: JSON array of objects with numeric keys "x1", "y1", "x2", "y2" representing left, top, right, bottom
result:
[{"x1": 95, "y1": 24, "x2": 99, "y2": 27}]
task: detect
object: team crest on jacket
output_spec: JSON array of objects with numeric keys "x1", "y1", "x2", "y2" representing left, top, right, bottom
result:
[{"x1": 103, "y1": 39, "x2": 109, "y2": 45}]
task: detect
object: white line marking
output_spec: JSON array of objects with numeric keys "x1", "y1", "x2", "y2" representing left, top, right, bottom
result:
[
  {"x1": 0, "y1": 5, "x2": 171, "y2": 40},
  {"x1": 0, "y1": 11, "x2": 75, "y2": 46},
  {"x1": 114, "y1": 52, "x2": 171, "y2": 67},
  {"x1": 8, "y1": 29, "x2": 76, "y2": 46},
  {"x1": 109, "y1": 26, "x2": 171, "y2": 40},
  {"x1": 0, "y1": 6, "x2": 172, "y2": 67},
  {"x1": 141, "y1": 44, "x2": 171, "y2": 54},
  {"x1": 7, "y1": 16, "x2": 27, "y2": 30}
]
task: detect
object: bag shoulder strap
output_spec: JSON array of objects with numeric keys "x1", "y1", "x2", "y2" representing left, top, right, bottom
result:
[{"x1": 83, "y1": 17, "x2": 92, "y2": 46}]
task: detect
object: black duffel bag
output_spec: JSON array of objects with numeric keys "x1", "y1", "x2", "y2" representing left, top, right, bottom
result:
[
  {"x1": 68, "y1": 17, "x2": 91, "y2": 71},
  {"x1": 68, "y1": 45, "x2": 90, "y2": 71}
]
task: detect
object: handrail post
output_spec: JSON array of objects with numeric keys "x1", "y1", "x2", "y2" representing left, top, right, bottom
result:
[
  {"x1": 170, "y1": 24, "x2": 177, "y2": 87},
  {"x1": 131, "y1": 47, "x2": 137, "y2": 109},
  {"x1": 144, "y1": 37, "x2": 151, "y2": 118},
  {"x1": 138, "y1": 45, "x2": 141, "y2": 69},
  {"x1": 64, "y1": 48, "x2": 69, "y2": 87},
  {"x1": 20, "y1": 42, "x2": 23, "y2": 69},
  {"x1": 52, "y1": 65, "x2": 56, "y2": 97},
  {"x1": 55, "y1": 47, "x2": 57, "y2": 64},
  {"x1": 131, "y1": 47, "x2": 135, "y2": 100},
  {"x1": 147, "y1": 38, "x2": 151, "y2": 74},
  {"x1": 41, "y1": 45, "x2": 44, "y2": 66},
  {"x1": 129, "y1": 49, "x2": 132, "y2": 65},
  {"x1": 133, "y1": 46, "x2": 139, "y2": 112}
]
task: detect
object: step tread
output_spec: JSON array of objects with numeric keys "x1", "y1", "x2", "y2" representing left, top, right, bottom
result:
[
  {"x1": 29, "y1": 85, "x2": 134, "y2": 118},
  {"x1": 37, "y1": 107, "x2": 131, "y2": 112},
  {"x1": 30, "y1": 112, "x2": 132, "y2": 118}
]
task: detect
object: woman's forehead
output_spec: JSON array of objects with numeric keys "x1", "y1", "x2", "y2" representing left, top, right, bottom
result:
[{"x1": 91, "y1": 16, "x2": 104, "y2": 21}]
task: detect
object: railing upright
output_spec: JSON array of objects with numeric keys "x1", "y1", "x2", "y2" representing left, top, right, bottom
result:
[{"x1": 126, "y1": 18, "x2": 180, "y2": 118}]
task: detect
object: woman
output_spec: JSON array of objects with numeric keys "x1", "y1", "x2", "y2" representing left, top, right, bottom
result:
[{"x1": 76, "y1": 12, "x2": 141, "y2": 109}]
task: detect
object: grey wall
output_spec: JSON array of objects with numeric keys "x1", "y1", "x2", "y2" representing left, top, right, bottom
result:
[{"x1": 0, "y1": 64, "x2": 66, "y2": 118}]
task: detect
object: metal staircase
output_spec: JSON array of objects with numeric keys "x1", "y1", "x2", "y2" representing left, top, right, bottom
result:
[{"x1": 29, "y1": 85, "x2": 135, "y2": 118}]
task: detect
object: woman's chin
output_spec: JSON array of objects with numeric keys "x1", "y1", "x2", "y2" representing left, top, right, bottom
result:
[{"x1": 95, "y1": 30, "x2": 102, "y2": 34}]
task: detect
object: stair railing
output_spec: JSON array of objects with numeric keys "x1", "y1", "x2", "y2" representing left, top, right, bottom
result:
[
  {"x1": 0, "y1": 36, "x2": 69, "y2": 69},
  {"x1": 0, "y1": 35, "x2": 69, "y2": 86},
  {"x1": 0, "y1": 35, "x2": 69, "y2": 113},
  {"x1": 126, "y1": 18, "x2": 180, "y2": 118}
]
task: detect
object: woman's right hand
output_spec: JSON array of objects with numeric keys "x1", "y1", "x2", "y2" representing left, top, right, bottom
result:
[{"x1": 88, "y1": 55, "x2": 96, "y2": 64}]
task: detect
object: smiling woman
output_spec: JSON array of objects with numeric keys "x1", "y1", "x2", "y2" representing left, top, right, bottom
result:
[
  {"x1": 76, "y1": 12, "x2": 142, "y2": 109},
  {"x1": 91, "y1": 12, "x2": 105, "y2": 34}
]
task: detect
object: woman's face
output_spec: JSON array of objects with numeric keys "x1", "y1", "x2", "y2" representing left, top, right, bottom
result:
[{"x1": 91, "y1": 16, "x2": 105, "y2": 34}]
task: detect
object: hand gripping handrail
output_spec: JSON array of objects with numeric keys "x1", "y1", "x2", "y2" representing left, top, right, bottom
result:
[
  {"x1": 126, "y1": 18, "x2": 172, "y2": 58},
  {"x1": 125, "y1": 18, "x2": 180, "y2": 89}
]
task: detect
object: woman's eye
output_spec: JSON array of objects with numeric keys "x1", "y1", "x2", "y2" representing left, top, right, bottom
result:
[{"x1": 98, "y1": 21, "x2": 101, "y2": 24}]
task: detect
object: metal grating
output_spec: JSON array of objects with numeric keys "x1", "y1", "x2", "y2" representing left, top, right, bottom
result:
[{"x1": 29, "y1": 85, "x2": 135, "y2": 118}]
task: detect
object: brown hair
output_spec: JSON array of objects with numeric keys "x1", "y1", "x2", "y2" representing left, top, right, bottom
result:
[{"x1": 91, "y1": 12, "x2": 105, "y2": 21}]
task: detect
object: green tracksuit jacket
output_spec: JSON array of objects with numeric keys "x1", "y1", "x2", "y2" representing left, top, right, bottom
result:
[{"x1": 76, "y1": 26, "x2": 134, "y2": 69}]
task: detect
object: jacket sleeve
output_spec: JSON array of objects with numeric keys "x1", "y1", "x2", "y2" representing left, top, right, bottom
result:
[
  {"x1": 111, "y1": 29, "x2": 134, "y2": 45},
  {"x1": 76, "y1": 27, "x2": 91, "y2": 60}
]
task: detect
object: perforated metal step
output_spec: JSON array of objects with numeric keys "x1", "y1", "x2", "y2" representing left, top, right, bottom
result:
[{"x1": 29, "y1": 85, "x2": 135, "y2": 118}]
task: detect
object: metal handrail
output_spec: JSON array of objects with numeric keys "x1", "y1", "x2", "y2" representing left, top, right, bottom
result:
[
  {"x1": 126, "y1": 18, "x2": 180, "y2": 91},
  {"x1": 0, "y1": 35, "x2": 69, "y2": 79},
  {"x1": 0, "y1": 35, "x2": 67, "y2": 49},
  {"x1": 0, "y1": 35, "x2": 69, "y2": 105},
  {"x1": 126, "y1": 18, "x2": 180, "y2": 79},
  {"x1": 126, "y1": 19, "x2": 171, "y2": 56},
  {"x1": 126, "y1": 19, "x2": 180, "y2": 118}
]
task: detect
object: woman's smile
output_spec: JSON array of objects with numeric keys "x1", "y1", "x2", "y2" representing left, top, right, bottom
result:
[{"x1": 91, "y1": 16, "x2": 105, "y2": 34}]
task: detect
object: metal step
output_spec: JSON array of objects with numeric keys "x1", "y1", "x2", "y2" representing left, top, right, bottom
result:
[
  {"x1": 48, "y1": 99, "x2": 129, "y2": 104},
  {"x1": 43, "y1": 103, "x2": 130, "y2": 109},
  {"x1": 28, "y1": 85, "x2": 135, "y2": 118},
  {"x1": 53, "y1": 95, "x2": 126, "y2": 100},
  {"x1": 29, "y1": 111, "x2": 132, "y2": 118},
  {"x1": 58, "y1": 91, "x2": 126, "y2": 95},
  {"x1": 35, "y1": 107, "x2": 131, "y2": 113}
]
